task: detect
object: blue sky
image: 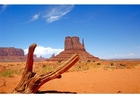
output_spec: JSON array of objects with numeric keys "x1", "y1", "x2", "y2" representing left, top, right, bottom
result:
[{"x1": 0, "y1": 4, "x2": 140, "y2": 59}]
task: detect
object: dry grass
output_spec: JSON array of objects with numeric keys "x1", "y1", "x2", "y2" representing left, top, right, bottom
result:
[
  {"x1": 0, "y1": 60, "x2": 140, "y2": 78},
  {"x1": 1, "y1": 59, "x2": 140, "y2": 94}
]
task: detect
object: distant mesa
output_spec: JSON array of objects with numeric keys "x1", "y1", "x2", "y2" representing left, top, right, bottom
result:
[
  {"x1": 0, "y1": 47, "x2": 24, "y2": 56},
  {"x1": 0, "y1": 47, "x2": 26, "y2": 62},
  {"x1": 46, "y1": 36, "x2": 99, "y2": 61},
  {"x1": 0, "y1": 36, "x2": 99, "y2": 62},
  {"x1": 0, "y1": 47, "x2": 45, "y2": 62}
]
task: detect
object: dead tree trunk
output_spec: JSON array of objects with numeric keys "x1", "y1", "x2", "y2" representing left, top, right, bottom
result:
[{"x1": 12, "y1": 43, "x2": 79, "y2": 93}]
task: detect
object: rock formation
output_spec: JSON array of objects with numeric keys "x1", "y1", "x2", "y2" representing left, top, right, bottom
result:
[
  {"x1": 0, "y1": 47, "x2": 26, "y2": 61},
  {"x1": 46, "y1": 36, "x2": 99, "y2": 61},
  {"x1": 0, "y1": 47, "x2": 24, "y2": 56},
  {"x1": 65, "y1": 36, "x2": 85, "y2": 51},
  {"x1": 0, "y1": 47, "x2": 46, "y2": 62}
]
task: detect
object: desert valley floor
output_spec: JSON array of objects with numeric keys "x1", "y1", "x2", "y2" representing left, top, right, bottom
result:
[{"x1": 0, "y1": 60, "x2": 140, "y2": 94}]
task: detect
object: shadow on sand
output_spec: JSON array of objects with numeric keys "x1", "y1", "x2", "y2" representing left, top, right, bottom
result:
[{"x1": 36, "y1": 90, "x2": 77, "y2": 94}]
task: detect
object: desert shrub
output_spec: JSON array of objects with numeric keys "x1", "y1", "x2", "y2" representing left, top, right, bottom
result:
[
  {"x1": 111, "y1": 66, "x2": 115, "y2": 70},
  {"x1": 73, "y1": 66, "x2": 81, "y2": 71},
  {"x1": 110, "y1": 63, "x2": 114, "y2": 66},
  {"x1": 78, "y1": 66, "x2": 81, "y2": 69},
  {"x1": 42, "y1": 64, "x2": 47, "y2": 68},
  {"x1": 41, "y1": 65, "x2": 54, "y2": 73},
  {"x1": 8, "y1": 64, "x2": 14, "y2": 66},
  {"x1": 77, "y1": 65, "x2": 87, "y2": 71},
  {"x1": 120, "y1": 64, "x2": 125, "y2": 67},
  {"x1": 0, "y1": 70, "x2": 18, "y2": 77},
  {"x1": 85, "y1": 60, "x2": 90, "y2": 65},
  {"x1": 97, "y1": 63, "x2": 101, "y2": 65},
  {"x1": 126, "y1": 65, "x2": 134, "y2": 69},
  {"x1": 17, "y1": 63, "x2": 21, "y2": 66},
  {"x1": 103, "y1": 66, "x2": 114, "y2": 71},
  {"x1": 93, "y1": 60, "x2": 95, "y2": 62},
  {"x1": 58, "y1": 60, "x2": 62, "y2": 63}
]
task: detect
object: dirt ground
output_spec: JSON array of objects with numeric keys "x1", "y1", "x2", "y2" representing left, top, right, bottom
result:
[{"x1": 0, "y1": 63, "x2": 140, "y2": 94}]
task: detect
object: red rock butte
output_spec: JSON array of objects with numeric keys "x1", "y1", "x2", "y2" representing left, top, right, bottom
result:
[{"x1": 47, "y1": 36, "x2": 99, "y2": 61}]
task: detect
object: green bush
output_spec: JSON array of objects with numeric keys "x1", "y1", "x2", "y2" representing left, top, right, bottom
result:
[
  {"x1": 41, "y1": 65, "x2": 54, "y2": 73},
  {"x1": 0, "y1": 70, "x2": 18, "y2": 77}
]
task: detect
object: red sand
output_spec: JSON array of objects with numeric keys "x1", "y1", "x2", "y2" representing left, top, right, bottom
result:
[{"x1": 1, "y1": 67, "x2": 140, "y2": 94}]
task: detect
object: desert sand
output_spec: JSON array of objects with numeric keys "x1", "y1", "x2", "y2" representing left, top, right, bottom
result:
[{"x1": 0, "y1": 61, "x2": 140, "y2": 94}]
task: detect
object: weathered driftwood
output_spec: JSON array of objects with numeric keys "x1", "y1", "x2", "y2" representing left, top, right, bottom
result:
[{"x1": 12, "y1": 43, "x2": 79, "y2": 93}]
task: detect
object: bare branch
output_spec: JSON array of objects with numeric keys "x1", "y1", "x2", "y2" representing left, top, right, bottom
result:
[
  {"x1": 25, "y1": 43, "x2": 37, "y2": 72},
  {"x1": 12, "y1": 43, "x2": 79, "y2": 93}
]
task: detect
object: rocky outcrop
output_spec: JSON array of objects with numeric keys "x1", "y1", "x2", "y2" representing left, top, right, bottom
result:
[
  {"x1": 65, "y1": 36, "x2": 85, "y2": 51},
  {"x1": 0, "y1": 48, "x2": 7, "y2": 56},
  {"x1": 46, "y1": 36, "x2": 99, "y2": 61},
  {"x1": 0, "y1": 47, "x2": 46, "y2": 62},
  {"x1": 0, "y1": 47, "x2": 25, "y2": 61},
  {"x1": 0, "y1": 47, "x2": 24, "y2": 56}
]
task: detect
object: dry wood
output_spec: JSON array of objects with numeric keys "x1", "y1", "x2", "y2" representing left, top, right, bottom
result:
[{"x1": 12, "y1": 43, "x2": 79, "y2": 93}]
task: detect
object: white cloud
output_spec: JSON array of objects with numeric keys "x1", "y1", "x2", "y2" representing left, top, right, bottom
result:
[
  {"x1": 24, "y1": 45, "x2": 64, "y2": 58},
  {"x1": 42, "y1": 5, "x2": 74, "y2": 23}
]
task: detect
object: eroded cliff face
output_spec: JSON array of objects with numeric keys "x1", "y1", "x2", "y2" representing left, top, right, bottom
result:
[
  {"x1": 0, "y1": 47, "x2": 46, "y2": 62},
  {"x1": 65, "y1": 36, "x2": 85, "y2": 51},
  {"x1": 0, "y1": 47, "x2": 24, "y2": 56},
  {"x1": 0, "y1": 47, "x2": 26, "y2": 61},
  {"x1": 47, "y1": 36, "x2": 99, "y2": 61},
  {"x1": 0, "y1": 48, "x2": 7, "y2": 56}
]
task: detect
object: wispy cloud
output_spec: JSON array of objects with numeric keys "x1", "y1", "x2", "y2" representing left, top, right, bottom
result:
[
  {"x1": 24, "y1": 5, "x2": 74, "y2": 24},
  {"x1": 42, "y1": 5, "x2": 74, "y2": 23},
  {"x1": 23, "y1": 13, "x2": 40, "y2": 24},
  {"x1": 24, "y1": 45, "x2": 64, "y2": 58},
  {"x1": 110, "y1": 53, "x2": 136, "y2": 59},
  {"x1": 31, "y1": 13, "x2": 40, "y2": 21},
  {"x1": 0, "y1": 5, "x2": 7, "y2": 13}
]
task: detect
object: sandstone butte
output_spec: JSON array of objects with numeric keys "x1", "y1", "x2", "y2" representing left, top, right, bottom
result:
[
  {"x1": 0, "y1": 36, "x2": 99, "y2": 62},
  {"x1": 46, "y1": 36, "x2": 99, "y2": 61}
]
